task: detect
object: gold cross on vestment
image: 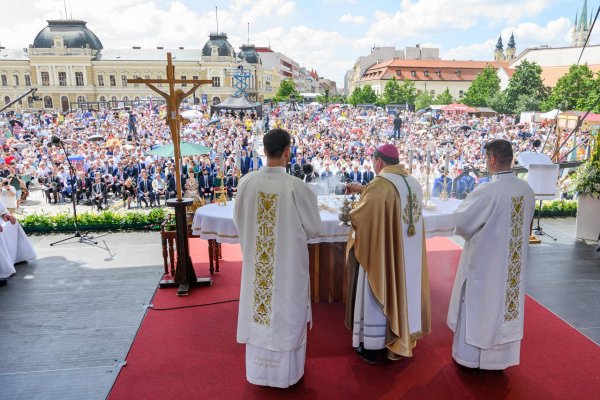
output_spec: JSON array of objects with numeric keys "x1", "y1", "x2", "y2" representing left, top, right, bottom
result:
[{"x1": 128, "y1": 53, "x2": 212, "y2": 201}]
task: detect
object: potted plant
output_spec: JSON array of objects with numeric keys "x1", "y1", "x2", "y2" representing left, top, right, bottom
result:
[{"x1": 574, "y1": 131, "x2": 600, "y2": 241}]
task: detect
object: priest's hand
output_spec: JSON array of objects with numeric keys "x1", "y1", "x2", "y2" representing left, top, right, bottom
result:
[
  {"x1": 346, "y1": 183, "x2": 365, "y2": 194},
  {"x1": 1, "y1": 213, "x2": 16, "y2": 227}
]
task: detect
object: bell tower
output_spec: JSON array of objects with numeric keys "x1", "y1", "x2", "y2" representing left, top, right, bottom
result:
[
  {"x1": 506, "y1": 33, "x2": 516, "y2": 60},
  {"x1": 494, "y1": 36, "x2": 505, "y2": 61},
  {"x1": 572, "y1": 0, "x2": 591, "y2": 47}
]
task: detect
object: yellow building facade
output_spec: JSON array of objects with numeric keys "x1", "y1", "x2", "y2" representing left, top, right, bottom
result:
[{"x1": 0, "y1": 20, "x2": 277, "y2": 112}]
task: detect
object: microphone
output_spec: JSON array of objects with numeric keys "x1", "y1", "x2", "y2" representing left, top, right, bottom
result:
[{"x1": 50, "y1": 135, "x2": 62, "y2": 145}]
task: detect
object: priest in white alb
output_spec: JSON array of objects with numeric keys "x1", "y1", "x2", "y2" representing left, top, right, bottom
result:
[
  {"x1": 233, "y1": 128, "x2": 321, "y2": 388},
  {"x1": 345, "y1": 144, "x2": 431, "y2": 363},
  {"x1": 0, "y1": 198, "x2": 37, "y2": 286},
  {"x1": 447, "y1": 139, "x2": 535, "y2": 370}
]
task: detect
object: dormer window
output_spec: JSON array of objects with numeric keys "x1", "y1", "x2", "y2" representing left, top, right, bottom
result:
[
  {"x1": 53, "y1": 36, "x2": 64, "y2": 48},
  {"x1": 424, "y1": 70, "x2": 429, "y2": 77},
  {"x1": 436, "y1": 71, "x2": 441, "y2": 78},
  {"x1": 211, "y1": 45, "x2": 219, "y2": 57},
  {"x1": 396, "y1": 70, "x2": 402, "y2": 76},
  {"x1": 411, "y1": 70, "x2": 416, "y2": 77},
  {"x1": 455, "y1": 70, "x2": 461, "y2": 77}
]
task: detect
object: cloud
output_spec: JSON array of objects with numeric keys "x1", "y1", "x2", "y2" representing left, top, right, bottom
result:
[
  {"x1": 340, "y1": 13, "x2": 366, "y2": 24},
  {"x1": 361, "y1": 0, "x2": 556, "y2": 46},
  {"x1": 443, "y1": 17, "x2": 573, "y2": 61}
]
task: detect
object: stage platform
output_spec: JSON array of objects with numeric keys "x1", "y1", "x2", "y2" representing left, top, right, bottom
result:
[{"x1": 0, "y1": 218, "x2": 598, "y2": 399}]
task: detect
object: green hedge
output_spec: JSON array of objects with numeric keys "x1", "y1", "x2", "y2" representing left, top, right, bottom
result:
[
  {"x1": 18, "y1": 208, "x2": 167, "y2": 234},
  {"x1": 535, "y1": 199, "x2": 578, "y2": 218}
]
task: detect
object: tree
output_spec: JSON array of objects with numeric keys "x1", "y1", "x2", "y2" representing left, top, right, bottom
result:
[
  {"x1": 348, "y1": 87, "x2": 363, "y2": 106},
  {"x1": 361, "y1": 85, "x2": 378, "y2": 104},
  {"x1": 398, "y1": 79, "x2": 417, "y2": 107},
  {"x1": 488, "y1": 91, "x2": 511, "y2": 115},
  {"x1": 542, "y1": 65, "x2": 596, "y2": 111},
  {"x1": 505, "y1": 60, "x2": 548, "y2": 113},
  {"x1": 273, "y1": 78, "x2": 299, "y2": 102},
  {"x1": 463, "y1": 65, "x2": 500, "y2": 107},
  {"x1": 515, "y1": 94, "x2": 542, "y2": 115},
  {"x1": 415, "y1": 91, "x2": 433, "y2": 111},
  {"x1": 434, "y1": 88, "x2": 454, "y2": 105},
  {"x1": 383, "y1": 77, "x2": 402, "y2": 104}
]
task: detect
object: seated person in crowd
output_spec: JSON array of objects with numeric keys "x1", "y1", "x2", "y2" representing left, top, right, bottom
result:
[
  {"x1": 198, "y1": 167, "x2": 213, "y2": 202},
  {"x1": 137, "y1": 170, "x2": 155, "y2": 208},
  {"x1": 362, "y1": 164, "x2": 375, "y2": 185},
  {"x1": 152, "y1": 173, "x2": 167, "y2": 206},
  {"x1": 122, "y1": 177, "x2": 136, "y2": 210},
  {"x1": 42, "y1": 170, "x2": 62, "y2": 204},
  {"x1": 226, "y1": 168, "x2": 239, "y2": 199},
  {"x1": 91, "y1": 174, "x2": 106, "y2": 211}
]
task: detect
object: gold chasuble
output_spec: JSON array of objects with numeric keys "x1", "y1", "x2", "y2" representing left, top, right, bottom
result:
[{"x1": 345, "y1": 164, "x2": 431, "y2": 359}]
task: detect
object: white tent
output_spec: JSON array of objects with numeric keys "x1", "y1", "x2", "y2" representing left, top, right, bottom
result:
[{"x1": 540, "y1": 109, "x2": 560, "y2": 120}]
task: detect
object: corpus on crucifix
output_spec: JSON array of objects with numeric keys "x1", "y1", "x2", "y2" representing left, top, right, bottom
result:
[{"x1": 128, "y1": 53, "x2": 212, "y2": 296}]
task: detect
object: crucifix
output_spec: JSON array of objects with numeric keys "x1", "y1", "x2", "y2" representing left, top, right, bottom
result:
[{"x1": 128, "y1": 53, "x2": 213, "y2": 296}]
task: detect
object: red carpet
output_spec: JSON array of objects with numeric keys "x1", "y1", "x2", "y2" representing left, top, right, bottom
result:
[{"x1": 108, "y1": 237, "x2": 600, "y2": 400}]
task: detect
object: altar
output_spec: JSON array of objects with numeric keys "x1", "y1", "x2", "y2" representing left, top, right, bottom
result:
[{"x1": 192, "y1": 196, "x2": 460, "y2": 302}]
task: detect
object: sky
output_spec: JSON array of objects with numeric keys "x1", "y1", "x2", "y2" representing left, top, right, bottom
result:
[{"x1": 1, "y1": 0, "x2": 599, "y2": 87}]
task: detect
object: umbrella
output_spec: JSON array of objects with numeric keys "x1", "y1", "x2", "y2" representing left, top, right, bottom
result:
[
  {"x1": 460, "y1": 125, "x2": 472, "y2": 130},
  {"x1": 12, "y1": 143, "x2": 28, "y2": 149},
  {"x1": 149, "y1": 141, "x2": 212, "y2": 157},
  {"x1": 123, "y1": 144, "x2": 135, "y2": 150},
  {"x1": 350, "y1": 141, "x2": 364, "y2": 147},
  {"x1": 416, "y1": 129, "x2": 428, "y2": 134},
  {"x1": 350, "y1": 127, "x2": 362, "y2": 133},
  {"x1": 208, "y1": 120, "x2": 219, "y2": 126},
  {"x1": 89, "y1": 135, "x2": 104, "y2": 141},
  {"x1": 67, "y1": 155, "x2": 85, "y2": 161},
  {"x1": 181, "y1": 110, "x2": 201, "y2": 119},
  {"x1": 337, "y1": 116, "x2": 348, "y2": 121},
  {"x1": 430, "y1": 124, "x2": 442, "y2": 129},
  {"x1": 74, "y1": 126, "x2": 86, "y2": 131},
  {"x1": 63, "y1": 139, "x2": 79, "y2": 146},
  {"x1": 418, "y1": 121, "x2": 430, "y2": 126},
  {"x1": 8, "y1": 120, "x2": 23, "y2": 127}
]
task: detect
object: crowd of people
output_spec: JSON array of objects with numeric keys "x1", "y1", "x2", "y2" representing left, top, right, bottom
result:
[{"x1": 0, "y1": 100, "x2": 589, "y2": 213}]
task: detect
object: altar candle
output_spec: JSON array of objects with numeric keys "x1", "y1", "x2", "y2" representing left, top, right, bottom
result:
[
  {"x1": 253, "y1": 135, "x2": 259, "y2": 171},
  {"x1": 408, "y1": 149, "x2": 414, "y2": 173},
  {"x1": 444, "y1": 149, "x2": 450, "y2": 174},
  {"x1": 426, "y1": 150, "x2": 431, "y2": 174}
]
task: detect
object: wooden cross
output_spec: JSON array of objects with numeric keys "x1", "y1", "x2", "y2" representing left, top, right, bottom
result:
[
  {"x1": 128, "y1": 53, "x2": 212, "y2": 201},
  {"x1": 129, "y1": 53, "x2": 213, "y2": 296}
]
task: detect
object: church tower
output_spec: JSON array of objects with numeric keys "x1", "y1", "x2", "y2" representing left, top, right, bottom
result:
[
  {"x1": 494, "y1": 36, "x2": 505, "y2": 61},
  {"x1": 572, "y1": 0, "x2": 591, "y2": 47},
  {"x1": 506, "y1": 33, "x2": 516, "y2": 60}
]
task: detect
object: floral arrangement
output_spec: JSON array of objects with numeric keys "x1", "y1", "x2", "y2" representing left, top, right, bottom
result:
[{"x1": 574, "y1": 131, "x2": 600, "y2": 199}]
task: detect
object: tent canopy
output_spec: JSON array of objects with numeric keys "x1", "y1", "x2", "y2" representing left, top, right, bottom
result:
[{"x1": 211, "y1": 96, "x2": 262, "y2": 117}]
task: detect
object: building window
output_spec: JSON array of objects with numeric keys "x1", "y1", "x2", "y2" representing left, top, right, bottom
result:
[
  {"x1": 212, "y1": 76, "x2": 220, "y2": 87},
  {"x1": 44, "y1": 96, "x2": 53, "y2": 108},
  {"x1": 75, "y1": 72, "x2": 84, "y2": 86},
  {"x1": 181, "y1": 75, "x2": 187, "y2": 87},
  {"x1": 28, "y1": 96, "x2": 34, "y2": 108},
  {"x1": 135, "y1": 96, "x2": 140, "y2": 101},
  {"x1": 77, "y1": 96, "x2": 86, "y2": 103},
  {"x1": 13, "y1": 75, "x2": 19, "y2": 86},
  {"x1": 41, "y1": 72, "x2": 50, "y2": 86},
  {"x1": 212, "y1": 96, "x2": 221, "y2": 105},
  {"x1": 98, "y1": 75, "x2": 104, "y2": 86},
  {"x1": 1, "y1": 75, "x2": 7, "y2": 86},
  {"x1": 58, "y1": 72, "x2": 67, "y2": 86},
  {"x1": 133, "y1": 75, "x2": 139, "y2": 88},
  {"x1": 25, "y1": 75, "x2": 31, "y2": 86},
  {"x1": 396, "y1": 70, "x2": 402, "y2": 76},
  {"x1": 192, "y1": 75, "x2": 198, "y2": 81},
  {"x1": 435, "y1": 71, "x2": 441, "y2": 78},
  {"x1": 157, "y1": 75, "x2": 162, "y2": 87},
  {"x1": 99, "y1": 96, "x2": 106, "y2": 102},
  {"x1": 4, "y1": 96, "x2": 10, "y2": 105},
  {"x1": 110, "y1": 75, "x2": 116, "y2": 87},
  {"x1": 459, "y1": 90, "x2": 464, "y2": 98},
  {"x1": 122, "y1": 74, "x2": 128, "y2": 87},
  {"x1": 424, "y1": 70, "x2": 429, "y2": 77},
  {"x1": 455, "y1": 70, "x2": 462, "y2": 77},
  {"x1": 411, "y1": 70, "x2": 416, "y2": 77},
  {"x1": 123, "y1": 96, "x2": 129, "y2": 102}
]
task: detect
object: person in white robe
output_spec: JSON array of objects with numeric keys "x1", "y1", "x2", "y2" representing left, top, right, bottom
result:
[
  {"x1": 447, "y1": 139, "x2": 535, "y2": 370},
  {"x1": 233, "y1": 128, "x2": 321, "y2": 388},
  {"x1": 0, "y1": 198, "x2": 37, "y2": 285}
]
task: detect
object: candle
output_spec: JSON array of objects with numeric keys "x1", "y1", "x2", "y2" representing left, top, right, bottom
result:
[
  {"x1": 253, "y1": 135, "x2": 259, "y2": 171},
  {"x1": 218, "y1": 143, "x2": 224, "y2": 173},
  {"x1": 408, "y1": 149, "x2": 414, "y2": 174},
  {"x1": 426, "y1": 150, "x2": 431, "y2": 174},
  {"x1": 444, "y1": 148, "x2": 450, "y2": 174}
]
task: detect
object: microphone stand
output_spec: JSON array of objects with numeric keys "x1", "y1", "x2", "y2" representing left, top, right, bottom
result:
[{"x1": 50, "y1": 140, "x2": 97, "y2": 246}]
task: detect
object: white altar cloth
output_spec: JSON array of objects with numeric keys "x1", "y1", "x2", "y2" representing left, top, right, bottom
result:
[
  {"x1": 192, "y1": 198, "x2": 461, "y2": 244},
  {"x1": 0, "y1": 221, "x2": 37, "y2": 278}
]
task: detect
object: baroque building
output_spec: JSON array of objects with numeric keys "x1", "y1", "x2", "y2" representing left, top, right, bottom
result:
[{"x1": 0, "y1": 20, "x2": 279, "y2": 112}]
